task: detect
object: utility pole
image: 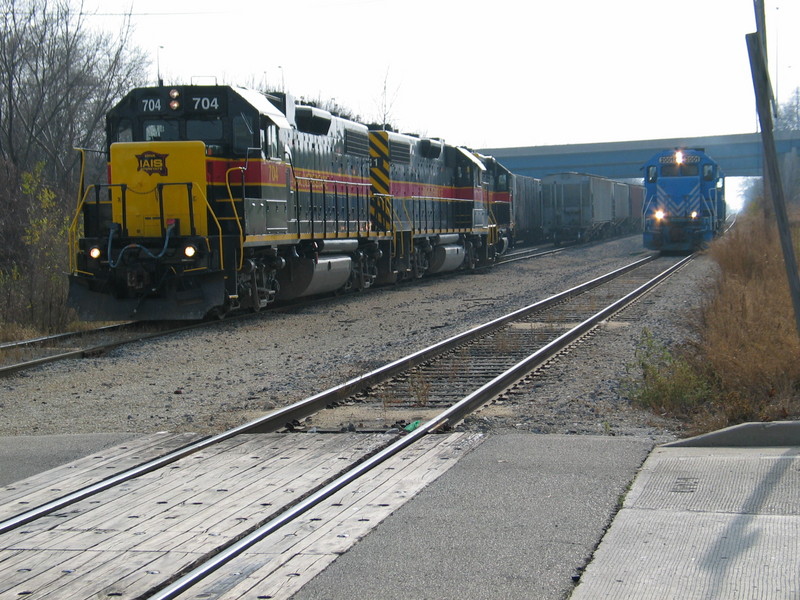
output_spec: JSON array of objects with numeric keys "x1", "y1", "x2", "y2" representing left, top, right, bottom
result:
[{"x1": 746, "y1": 0, "x2": 800, "y2": 340}]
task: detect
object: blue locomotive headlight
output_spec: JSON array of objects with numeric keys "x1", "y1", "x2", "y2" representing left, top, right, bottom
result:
[
  {"x1": 88, "y1": 246, "x2": 102, "y2": 260},
  {"x1": 655, "y1": 210, "x2": 666, "y2": 221},
  {"x1": 691, "y1": 211, "x2": 698, "y2": 219}
]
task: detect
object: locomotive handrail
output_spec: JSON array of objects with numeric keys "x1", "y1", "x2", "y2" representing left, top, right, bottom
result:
[
  {"x1": 68, "y1": 182, "x2": 227, "y2": 273},
  {"x1": 292, "y1": 173, "x2": 371, "y2": 239},
  {"x1": 67, "y1": 183, "x2": 124, "y2": 273},
  {"x1": 75, "y1": 147, "x2": 86, "y2": 210},
  {"x1": 156, "y1": 182, "x2": 197, "y2": 236},
  {"x1": 192, "y1": 187, "x2": 226, "y2": 271},
  {"x1": 224, "y1": 167, "x2": 246, "y2": 270},
  {"x1": 68, "y1": 184, "x2": 97, "y2": 274},
  {"x1": 293, "y1": 173, "x2": 371, "y2": 188}
]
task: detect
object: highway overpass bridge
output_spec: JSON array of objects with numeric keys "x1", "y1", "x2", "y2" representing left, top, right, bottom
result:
[{"x1": 479, "y1": 131, "x2": 800, "y2": 180}]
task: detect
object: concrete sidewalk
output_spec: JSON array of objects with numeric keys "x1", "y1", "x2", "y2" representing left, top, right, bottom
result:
[{"x1": 571, "y1": 422, "x2": 800, "y2": 599}]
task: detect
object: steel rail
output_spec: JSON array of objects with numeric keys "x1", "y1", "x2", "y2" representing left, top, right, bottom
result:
[
  {"x1": 498, "y1": 245, "x2": 563, "y2": 263},
  {"x1": 0, "y1": 323, "x2": 133, "y2": 351},
  {"x1": 0, "y1": 320, "x2": 210, "y2": 377},
  {"x1": 0, "y1": 254, "x2": 658, "y2": 535},
  {"x1": 147, "y1": 253, "x2": 693, "y2": 600}
]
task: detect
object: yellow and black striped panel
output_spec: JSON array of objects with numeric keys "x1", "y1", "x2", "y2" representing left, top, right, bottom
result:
[{"x1": 369, "y1": 131, "x2": 392, "y2": 232}]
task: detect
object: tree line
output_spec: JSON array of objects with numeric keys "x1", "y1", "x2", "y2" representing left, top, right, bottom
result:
[{"x1": 0, "y1": 0, "x2": 146, "y2": 334}]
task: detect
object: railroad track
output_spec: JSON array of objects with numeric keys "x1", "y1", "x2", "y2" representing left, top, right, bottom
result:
[
  {"x1": 0, "y1": 321, "x2": 200, "y2": 375},
  {"x1": 0, "y1": 253, "x2": 691, "y2": 599},
  {"x1": 498, "y1": 243, "x2": 562, "y2": 263},
  {"x1": 0, "y1": 243, "x2": 562, "y2": 377}
]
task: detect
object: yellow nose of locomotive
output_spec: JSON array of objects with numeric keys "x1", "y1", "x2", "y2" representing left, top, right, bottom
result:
[{"x1": 109, "y1": 140, "x2": 209, "y2": 237}]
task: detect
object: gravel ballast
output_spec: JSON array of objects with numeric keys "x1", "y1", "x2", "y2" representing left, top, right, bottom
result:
[{"x1": 0, "y1": 236, "x2": 714, "y2": 441}]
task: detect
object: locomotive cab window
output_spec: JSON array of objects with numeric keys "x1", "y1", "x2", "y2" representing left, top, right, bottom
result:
[
  {"x1": 186, "y1": 118, "x2": 223, "y2": 141},
  {"x1": 661, "y1": 164, "x2": 679, "y2": 177},
  {"x1": 703, "y1": 164, "x2": 715, "y2": 181},
  {"x1": 263, "y1": 123, "x2": 278, "y2": 159},
  {"x1": 682, "y1": 164, "x2": 699, "y2": 176},
  {"x1": 144, "y1": 119, "x2": 179, "y2": 141},
  {"x1": 456, "y1": 165, "x2": 473, "y2": 187},
  {"x1": 661, "y1": 163, "x2": 699, "y2": 177},
  {"x1": 232, "y1": 114, "x2": 255, "y2": 155},
  {"x1": 498, "y1": 173, "x2": 509, "y2": 191},
  {"x1": 647, "y1": 166, "x2": 657, "y2": 183},
  {"x1": 115, "y1": 119, "x2": 133, "y2": 143}
]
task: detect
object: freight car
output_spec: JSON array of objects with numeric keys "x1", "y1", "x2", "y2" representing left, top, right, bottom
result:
[
  {"x1": 540, "y1": 172, "x2": 642, "y2": 245},
  {"x1": 510, "y1": 171, "x2": 543, "y2": 245},
  {"x1": 68, "y1": 85, "x2": 498, "y2": 320},
  {"x1": 642, "y1": 148, "x2": 725, "y2": 252},
  {"x1": 474, "y1": 152, "x2": 542, "y2": 249}
]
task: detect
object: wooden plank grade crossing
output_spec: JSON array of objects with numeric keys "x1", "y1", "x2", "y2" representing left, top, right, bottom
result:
[
  {"x1": 177, "y1": 431, "x2": 485, "y2": 600},
  {"x1": 0, "y1": 433, "x2": 203, "y2": 522},
  {"x1": 0, "y1": 431, "x2": 483, "y2": 599},
  {"x1": 0, "y1": 434, "x2": 393, "y2": 600}
]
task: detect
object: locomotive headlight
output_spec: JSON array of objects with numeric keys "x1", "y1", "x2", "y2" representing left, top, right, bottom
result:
[
  {"x1": 655, "y1": 210, "x2": 666, "y2": 221},
  {"x1": 168, "y1": 89, "x2": 180, "y2": 110},
  {"x1": 88, "y1": 246, "x2": 102, "y2": 260},
  {"x1": 675, "y1": 150, "x2": 684, "y2": 164},
  {"x1": 691, "y1": 211, "x2": 698, "y2": 219},
  {"x1": 183, "y1": 244, "x2": 198, "y2": 258}
]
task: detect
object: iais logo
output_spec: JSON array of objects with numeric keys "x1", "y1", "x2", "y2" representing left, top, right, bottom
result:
[{"x1": 136, "y1": 151, "x2": 169, "y2": 176}]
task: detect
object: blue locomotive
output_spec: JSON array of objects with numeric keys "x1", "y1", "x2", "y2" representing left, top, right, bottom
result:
[{"x1": 642, "y1": 148, "x2": 725, "y2": 252}]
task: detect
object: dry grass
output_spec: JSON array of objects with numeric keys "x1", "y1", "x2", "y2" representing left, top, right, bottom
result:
[
  {"x1": 408, "y1": 370, "x2": 431, "y2": 406},
  {"x1": 631, "y1": 200, "x2": 800, "y2": 435}
]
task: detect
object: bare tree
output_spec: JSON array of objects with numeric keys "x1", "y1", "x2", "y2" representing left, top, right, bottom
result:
[
  {"x1": 0, "y1": 0, "x2": 148, "y2": 331},
  {"x1": 0, "y1": 0, "x2": 149, "y2": 190},
  {"x1": 374, "y1": 68, "x2": 400, "y2": 130}
]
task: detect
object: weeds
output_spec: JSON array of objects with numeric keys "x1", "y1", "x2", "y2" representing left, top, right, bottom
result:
[
  {"x1": 408, "y1": 370, "x2": 431, "y2": 406},
  {"x1": 627, "y1": 330, "x2": 713, "y2": 419},
  {"x1": 629, "y1": 198, "x2": 800, "y2": 435}
]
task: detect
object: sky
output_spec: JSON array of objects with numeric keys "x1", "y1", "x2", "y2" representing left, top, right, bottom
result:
[{"x1": 80, "y1": 0, "x2": 798, "y2": 152}]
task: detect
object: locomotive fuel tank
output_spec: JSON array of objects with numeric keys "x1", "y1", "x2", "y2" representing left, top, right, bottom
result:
[
  {"x1": 427, "y1": 244, "x2": 466, "y2": 274},
  {"x1": 275, "y1": 254, "x2": 353, "y2": 300}
]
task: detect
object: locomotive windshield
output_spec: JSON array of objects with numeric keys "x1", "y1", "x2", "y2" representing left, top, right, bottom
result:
[
  {"x1": 661, "y1": 163, "x2": 699, "y2": 177},
  {"x1": 187, "y1": 118, "x2": 224, "y2": 140},
  {"x1": 140, "y1": 117, "x2": 225, "y2": 144},
  {"x1": 144, "y1": 119, "x2": 179, "y2": 141},
  {"x1": 110, "y1": 113, "x2": 254, "y2": 156}
]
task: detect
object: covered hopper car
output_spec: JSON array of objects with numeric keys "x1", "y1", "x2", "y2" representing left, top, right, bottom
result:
[{"x1": 541, "y1": 172, "x2": 643, "y2": 245}]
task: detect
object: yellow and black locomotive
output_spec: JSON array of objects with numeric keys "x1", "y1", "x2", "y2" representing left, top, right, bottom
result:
[{"x1": 68, "y1": 85, "x2": 504, "y2": 320}]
